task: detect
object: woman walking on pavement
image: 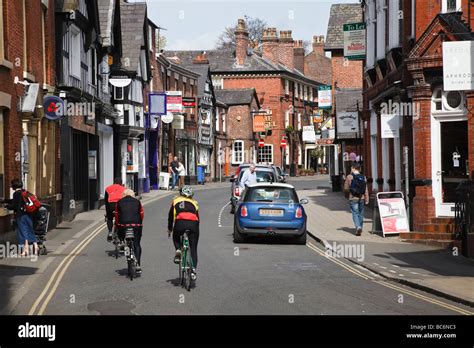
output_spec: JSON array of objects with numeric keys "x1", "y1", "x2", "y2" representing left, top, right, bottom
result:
[
  {"x1": 3, "y1": 179, "x2": 38, "y2": 256},
  {"x1": 178, "y1": 160, "x2": 186, "y2": 189}
]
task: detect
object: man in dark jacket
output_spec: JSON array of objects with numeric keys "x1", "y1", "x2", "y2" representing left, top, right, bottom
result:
[
  {"x1": 170, "y1": 156, "x2": 180, "y2": 190},
  {"x1": 115, "y1": 189, "x2": 144, "y2": 273}
]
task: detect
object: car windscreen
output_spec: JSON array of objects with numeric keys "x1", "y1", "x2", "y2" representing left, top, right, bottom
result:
[
  {"x1": 244, "y1": 187, "x2": 298, "y2": 203},
  {"x1": 239, "y1": 170, "x2": 276, "y2": 183}
]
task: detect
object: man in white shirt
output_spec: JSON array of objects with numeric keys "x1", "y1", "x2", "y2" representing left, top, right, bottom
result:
[{"x1": 239, "y1": 164, "x2": 257, "y2": 191}]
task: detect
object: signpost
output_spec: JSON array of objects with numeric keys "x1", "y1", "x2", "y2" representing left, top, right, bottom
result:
[
  {"x1": 343, "y1": 22, "x2": 366, "y2": 60},
  {"x1": 376, "y1": 192, "x2": 410, "y2": 237}
]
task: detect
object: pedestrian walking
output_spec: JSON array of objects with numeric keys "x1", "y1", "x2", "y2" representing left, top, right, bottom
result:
[
  {"x1": 2, "y1": 179, "x2": 39, "y2": 256},
  {"x1": 178, "y1": 160, "x2": 186, "y2": 189},
  {"x1": 170, "y1": 156, "x2": 180, "y2": 190},
  {"x1": 343, "y1": 163, "x2": 369, "y2": 236}
]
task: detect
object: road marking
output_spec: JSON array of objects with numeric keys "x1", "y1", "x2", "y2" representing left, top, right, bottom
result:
[
  {"x1": 29, "y1": 191, "x2": 174, "y2": 315},
  {"x1": 307, "y1": 243, "x2": 373, "y2": 280},
  {"x1": 218, "y1": 201, "x2": 231, "y2": 228},
  {"x1": 307, "y1": 243, "x2": 472, "y2": 315}
]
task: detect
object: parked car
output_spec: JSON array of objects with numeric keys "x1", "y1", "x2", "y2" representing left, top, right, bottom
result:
[
  {"x1": 275, "y1": 166, "x2": 288, "y2": 183},
  {"x1": 233, "y1": 183, "x2": 308, "y2": 244},
  {"x1": 230, "y1": 165, "x2": 277, "y2": 214}
]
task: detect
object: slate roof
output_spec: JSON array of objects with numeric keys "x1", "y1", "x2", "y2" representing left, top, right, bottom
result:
[
  {"x1": 215, "y1": 89, "x2": 259, "y2": 107},
  {"x1": 325, "y1": 4, "x2": 363, "y2": 51},
  {"x1": 335, "y1": 88, "x2": 362, "y2": 113},
  {"x1": 98, "y1": 0, "x2": 116, "y2": 47},
  {"x1": 120, "y1": 1, "x2": 147, "y2": 72},
  {"x1": 179, "y1": 63, "x2": 211, "y2": 98},
  {"x1": 165, "y1": 49, "x2": 320, "y2": 85}
]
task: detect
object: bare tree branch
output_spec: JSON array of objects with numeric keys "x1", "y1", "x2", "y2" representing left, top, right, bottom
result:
[{"x1": 215, "y1": 16, "x2": 267, "y2": 50}]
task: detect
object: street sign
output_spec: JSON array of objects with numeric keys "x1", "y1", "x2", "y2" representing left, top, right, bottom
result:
[
  {"x1": 161, "y1": 111, "x2": 174, "y2": 124},
  {"x1": 165, "y1": 91, "x2": 182, "y2": 113},
  {"x1": 280, "y1": 138, "x2": 287, "y2": 148},
  {"x1": 343, "y1": 22, "x2": 366, "y2": 60},
  {"x1": 258, "y1": 139, "x2": 265, "y2": 148}
]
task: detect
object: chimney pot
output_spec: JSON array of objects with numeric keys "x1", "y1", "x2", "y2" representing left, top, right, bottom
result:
[{"x1": 235, "y1": 19, "x2": 249, "y2": 66}]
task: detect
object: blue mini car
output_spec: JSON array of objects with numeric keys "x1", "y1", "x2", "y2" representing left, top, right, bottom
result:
[{"x1": 233, "y1": 183, "x2": 308, "y2": 244}]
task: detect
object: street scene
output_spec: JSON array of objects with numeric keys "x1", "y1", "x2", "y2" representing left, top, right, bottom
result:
[{"x1": 0, "y1": 0, "x2": 473, "y2": 345}]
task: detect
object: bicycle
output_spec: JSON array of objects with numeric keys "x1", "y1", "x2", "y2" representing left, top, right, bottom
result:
[
  {"x1": 106, "y1": 212, "x2": 121, "y2": 259},
  {"x1": 123, "y1": 227, "x2": 138, "y2": 281},
  {"x1": 178, "y1": 230, "x2": 194, "y2": 291}
]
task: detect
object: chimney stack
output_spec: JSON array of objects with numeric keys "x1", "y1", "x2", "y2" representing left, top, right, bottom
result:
[
  {"x1": 312, "y1": 35, "x2": 325, "y2": 56},
  {"x1": 278, "y1": 30, "x2": 294, "y2": 70},
  {"x1": 261, "y1": 28, "x2": 279, "y2": 65},
  {"x1": 293, "y1": 40, "x2": 305, "y2": 73},
  {"x1": 235, "y1": 19, "x2": 249, "y2": 66}
]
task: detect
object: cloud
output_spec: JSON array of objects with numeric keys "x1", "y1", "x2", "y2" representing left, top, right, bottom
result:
[{"x1": 167, "y1": 31, "x2": 222, "y2": 51}]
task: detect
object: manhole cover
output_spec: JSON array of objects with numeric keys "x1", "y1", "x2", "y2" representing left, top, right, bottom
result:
[{"x1": 87, "y1": 300, "x2": 135, "y2": 315}]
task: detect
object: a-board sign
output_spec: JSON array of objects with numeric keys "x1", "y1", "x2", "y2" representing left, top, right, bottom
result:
[{"x1": 377, "y1": 192, "x2": 409, "y2": 237}]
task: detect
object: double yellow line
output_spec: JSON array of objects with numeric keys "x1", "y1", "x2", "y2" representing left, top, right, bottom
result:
[
  {"x1": 29, "y1": 192, "x2": 174, "y2": 315},
  {"x1": 307, "y1": 242, "x2": 473, "y2": 315}
]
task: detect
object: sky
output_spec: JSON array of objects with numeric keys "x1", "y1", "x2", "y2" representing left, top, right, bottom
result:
[{"x1": 141, "y1": 0, "x2": 360, "y2": 50}]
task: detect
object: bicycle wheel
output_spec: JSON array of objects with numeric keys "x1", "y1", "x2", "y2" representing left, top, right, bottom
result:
[{"x1": 185, "y1": 248, "x2": 192, "y2": 291}]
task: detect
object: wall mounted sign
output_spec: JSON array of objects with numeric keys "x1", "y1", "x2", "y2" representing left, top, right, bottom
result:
[
  {"x1": 318, "y1": 86, "x2": 332, "y2": 109},
  {"x1": 161, "y1": 111, "x2": 174, "y2": 124},
  {"x1": 381, "y1": 114, "x2": 399, "y2": 138},
  {"x1": 443, "y1": 41, "x2": 474, "y2": 91},
  {"x1": 343, "y1": 22, "x2": 366, "y2": 60},
  {"x1": 253, "y1": 115, "x2": 266, "y2": 132},
  {"x1": 165, "y1": 91, "x2": 183, "y2": 113}
]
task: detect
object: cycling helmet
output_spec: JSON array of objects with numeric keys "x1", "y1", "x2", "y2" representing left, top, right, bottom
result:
[{"x1": 180, "y1": 186, "x2": 194, "y2": 198}]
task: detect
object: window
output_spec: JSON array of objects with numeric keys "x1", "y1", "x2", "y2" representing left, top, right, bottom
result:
[
  {"x1": 257, "y1": 145, "x2": 273, "y2": 164},
  {"x1": 442, "y1": 0, "x2": 460, "y2": 13},
  {"x1": 294, "y1": 82, "x2": 299, "y2": 98},
  {"x1": 212, "y1": 77, "x2": 223, "y2": 90},
  {"x1": 304, "y1": 86, "x2": 308, "y2": 101},
  {"x1": 215, "y1": 108, "x2": 220, "y2": 132},
  {"x1": 175, "y1": 78, "x2": 179, "y2": 90},
  {"x1": 70, "y1": 26, "x2": 81, "y2": 78},
  {"x1": 148, "y1": 25, "x2": 153, "y2": 52},
  {"x1": 114, "y1": 86, "x2": 124, "y2": 100},
  {"x1": 309, "y1": 88, "x2": 313, "y2": 102},
  {"x1": 432, "y1": 87, "x2": 465, "y2": 113},
  {"x1": 183, "y1": 82, "x2": 187, "y2": 96},
  {"x1": 297, "y1": 113, "x2": 302, "y2": 130},
  {"x1": 285, "y1": 79, "x2": 289, "y2": 95},
  {"x1": 89, "y1": 48, "x2": 97, "y2": 86},
  {"x1": 298, "y1": 145, "x2": 302, "y2": 166},
  {"x1": 232, "y1": 140, "x2": 244, "y2": 164},
  {"x1": 370, "y1": 109, "x2": 378, "y2": 191},
  {"x1": 222, "y1": 112, "x2": 226, "y2": 132},
  {"x1": 285, "y1": 144, "x2": 290, "y2": 165},
  {"x1": 285, "y1": 110, "x2": 290, "y2": 128}
]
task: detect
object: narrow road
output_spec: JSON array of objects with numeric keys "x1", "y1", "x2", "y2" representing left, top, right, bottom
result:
[{"x1": 14, "y1": 178, "x2": 473, "y2": 315}]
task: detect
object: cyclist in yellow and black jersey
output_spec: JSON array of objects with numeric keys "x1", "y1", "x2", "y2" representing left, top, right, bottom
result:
[{"x1": 167, "y1": 186, "x2": 199, "y2": 280}]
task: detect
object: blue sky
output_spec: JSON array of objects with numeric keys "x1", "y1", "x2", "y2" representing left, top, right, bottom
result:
[{"x1": 143, "y1": 0, "x2": 359, "y2": 50}]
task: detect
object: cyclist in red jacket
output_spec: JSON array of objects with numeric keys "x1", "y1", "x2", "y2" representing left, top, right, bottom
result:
[{"x1": 105, "y1": 178, "x2": 125, "y2": 241}]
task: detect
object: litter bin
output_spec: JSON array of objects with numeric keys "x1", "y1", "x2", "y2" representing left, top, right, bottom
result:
[
  {"x1": 197, "y1": 165, "x2": 206, "y2": 185},
  {"x1": 331, "y1": 175, "x2": 341, "y2": 192},
  {"x1": 158, "y1": 172, "x2": 170, "y2": 190}
]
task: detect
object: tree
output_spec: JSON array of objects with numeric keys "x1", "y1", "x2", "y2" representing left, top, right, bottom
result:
[
  {"x1": 156, "y1": 33, "x2": 167, "y2": 51},
  {"x1": 215, "y1": 16, "x2": 267, "y2": 50}
]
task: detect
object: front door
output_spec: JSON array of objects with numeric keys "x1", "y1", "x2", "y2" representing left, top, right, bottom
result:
[{"x1": 435, "y1": 120, "x2": 469, "y2": 216}]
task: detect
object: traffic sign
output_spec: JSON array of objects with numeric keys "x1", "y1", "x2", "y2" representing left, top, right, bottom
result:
[
  {"x1": 258, "y1": 139, "x2": 265, "y2": 148},
  {"x1": 280, "y1": 138, "x2": 287, "y2": 148}
]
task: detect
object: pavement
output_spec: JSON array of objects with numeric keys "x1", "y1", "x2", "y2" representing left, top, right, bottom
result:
[
  {"x1": 0, "y1": 177, "x2": 472, "y2": 315},
  {"x1": 302, "y1": 175, "x2": 474, "y2": 307}
]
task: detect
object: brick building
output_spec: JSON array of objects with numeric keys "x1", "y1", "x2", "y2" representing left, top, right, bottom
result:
[
  {"x1": 0, "y1": 0, "x2": 59, "y2": 241},
  {"x1": 362, "y1": 0, "x2": 474, "y2": 247},
  {"x1": 169, "y1": 19, "x2": 324, "y2": 174},
  {"x1": 325, "y1": 3, "x2": 364, "y2": 176},
  {"x1": 304, "y1": 36, "x2": 332, "y2": 86}
]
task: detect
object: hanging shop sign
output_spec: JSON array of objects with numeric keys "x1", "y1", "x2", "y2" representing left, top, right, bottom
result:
[
  {"x1": 183, "y1": 97, "x2": 196, "y2": 108},
  {"x1": 336, "y1": 111, "x2": 359, "y2": 138},
  {"x1": 149, "y1": 93, "x2": 167, "y2": 115},
  {"x1": 302, "y1": 126, "x2": 316, "y2": 143},
  {"x1": 165, "y1": 91, "x2": 183, "y2": 113},
  {"x1": 318, "y1": 86, "x2": 332, "y2": 109},
  {"x1": 172, "y1": 114, "x2": 185, "y2": 129},
  {"x1": 381, "y1": 114, "x2": 399, "y2": 138},
  {"x1": 253, "y1": 115, "x2": 266, "y2": 132},
  {"x1": 161, "y1": 111, "x2": 174, "y2": 124},
  {"x1": 443, "y1": 41, "x2": 474, "y2": 91},
  {"x1": 343, "y1": 22, "x2": 366, "y2": 60}
]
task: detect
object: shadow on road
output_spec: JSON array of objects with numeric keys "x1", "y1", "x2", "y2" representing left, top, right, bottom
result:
[{"x1": 0, "y1": 264, "x2": 38, "y2": 314}]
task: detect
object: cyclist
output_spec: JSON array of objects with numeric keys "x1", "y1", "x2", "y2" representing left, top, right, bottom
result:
[
  {"x1": 105, "y1": 178, "x2": 125, "y2": 241},
  {"x1": 115, "y1": 189, "x2": 144, "y2": 274},
  {"x1": 167, "y1": 186, "x2": 199, "y2": 280}
]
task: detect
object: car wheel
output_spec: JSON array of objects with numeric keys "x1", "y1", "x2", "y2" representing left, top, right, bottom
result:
[
  {"x1": 233, "y1": 225, "x2": 245, "y2": 243},
  {"x1": 294, "y1": 232, "x2": 307, "y2": 245}
]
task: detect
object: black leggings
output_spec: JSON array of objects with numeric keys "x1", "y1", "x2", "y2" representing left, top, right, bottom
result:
[
  {"x1": 173, "y1": 220, "x2": 199, "y2": 268},
  {"x1": 117, "y1": 227, "x2": 142, "y2": 266},
  {"x1": 105, "y1": 205, "x2": 115, "y2": 232}
]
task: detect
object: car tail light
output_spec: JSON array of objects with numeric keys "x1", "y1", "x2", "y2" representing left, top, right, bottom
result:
[
  {"x1": 241, "y1": 205, "x2": 248, "y2": 217},
  {"x1": 295, "y1": 207, "x2": 303, "y2": 218},
  {"x1": 234, "y1": 187, "x2": 240, "y2": 197}
]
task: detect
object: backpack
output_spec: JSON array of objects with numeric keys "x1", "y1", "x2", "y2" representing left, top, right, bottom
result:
[
  {"x1": 21, "y1": 190, "x2": 41, "y2": 214},
  {"x1": 350, "y1": 174, "x2": 366, "y2": 198}
]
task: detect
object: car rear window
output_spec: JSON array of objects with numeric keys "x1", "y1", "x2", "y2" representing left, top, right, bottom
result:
[
  {"x1": 239, "y1": 170, "x2": 276, "y2": 183},
  {"x1": 245, "y1": 187, "x2": 298, "y2": 203}
]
